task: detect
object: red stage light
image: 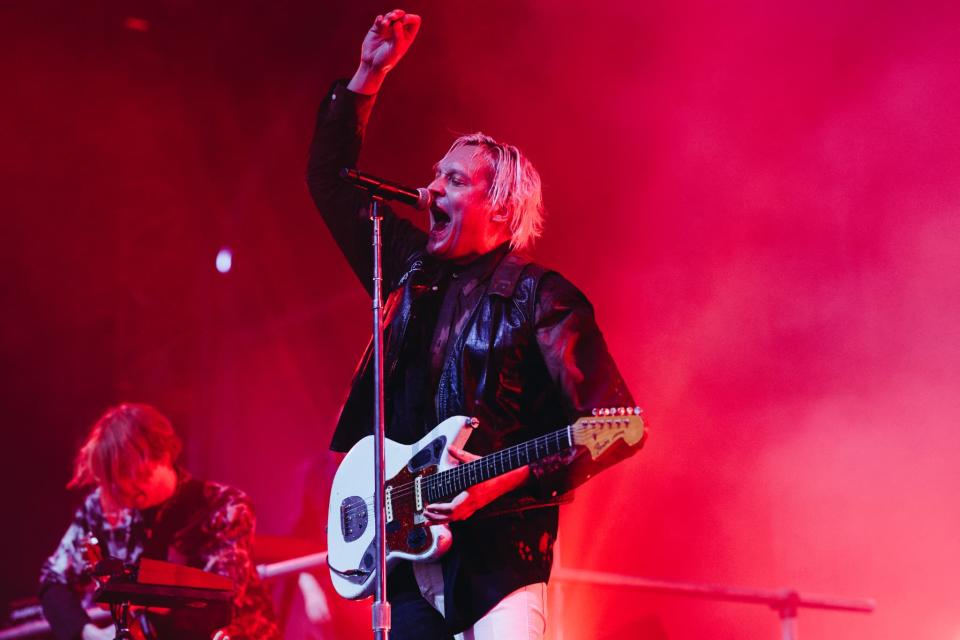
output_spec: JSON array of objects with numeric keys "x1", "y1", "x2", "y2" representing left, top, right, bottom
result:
[{"x1": 123, "y1": 17, "x2": 150, "y2": 33}]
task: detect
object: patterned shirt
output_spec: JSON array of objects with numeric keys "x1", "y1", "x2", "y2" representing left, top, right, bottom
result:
[{"x1": 39, "y1": 475, "x2": 280, "y2": 640}]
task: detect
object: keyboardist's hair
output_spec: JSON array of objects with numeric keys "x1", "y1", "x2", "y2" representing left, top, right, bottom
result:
[{"x1": 69, "y1": 403, "x2": 182, "y2": 502}]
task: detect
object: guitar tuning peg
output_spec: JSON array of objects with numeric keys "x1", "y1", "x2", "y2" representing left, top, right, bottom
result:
[
  {"x1": 617, "y1": 407, "x2": 626, "y2": 416},
  {"x1": 591, "y1": 408, "x2": 599, "y2": 416}
]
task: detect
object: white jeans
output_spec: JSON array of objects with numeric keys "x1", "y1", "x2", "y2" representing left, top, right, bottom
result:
[{"x1": 414, "y1": 562, "x2": 547, "y2": 640}]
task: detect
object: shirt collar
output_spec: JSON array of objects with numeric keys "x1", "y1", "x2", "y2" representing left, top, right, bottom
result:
[{"x1": 448, "y1": 243, "x2": 511, "y2": 297}]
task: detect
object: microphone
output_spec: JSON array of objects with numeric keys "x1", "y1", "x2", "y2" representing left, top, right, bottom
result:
[{"x1": 340, "y1": 168, "x2": 432, "y2": 211}]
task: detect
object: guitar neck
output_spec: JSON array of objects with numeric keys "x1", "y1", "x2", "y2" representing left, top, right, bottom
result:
[{"x1": 424, "y1": 426, "x2": 572, "y2": 503}]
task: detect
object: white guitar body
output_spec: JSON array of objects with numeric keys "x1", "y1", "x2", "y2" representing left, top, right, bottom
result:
[
  {"x1": 326, "y1": 415, "x2": 476, "y2": 600},
  {"x1": 327, "y1": 408, "x2": 645, "y2": 601}
]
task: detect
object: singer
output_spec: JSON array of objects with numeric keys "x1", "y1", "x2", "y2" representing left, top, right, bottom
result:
[{"x1": 306, "y1": 9, "x2": 643, "y2": 640}]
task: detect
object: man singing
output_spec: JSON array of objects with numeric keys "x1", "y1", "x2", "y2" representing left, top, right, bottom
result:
[{"x1": 307, "y1": 9, "x2": 643, "y2": 640}]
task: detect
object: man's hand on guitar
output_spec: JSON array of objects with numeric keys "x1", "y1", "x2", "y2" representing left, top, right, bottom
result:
[{"x1": 422, "y1": 446, "x2": 531, "y2": 524}]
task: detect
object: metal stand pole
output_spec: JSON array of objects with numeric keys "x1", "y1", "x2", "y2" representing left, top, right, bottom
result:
[
  {"x1": 778, "y1": 593, "x2": 799, "y2": 640},
  {"x1": 551, "y1": 567, "x2": 873, "y2": 639},
  {"x1": 111, "y1": 603, "x2": 135, "y2": 640},
  {"x1": 780, "y1": 608, "x2": 798, "y2": 640},
  {"x1": 369, "y1": 198, "x2": 390, "y2": 640}
]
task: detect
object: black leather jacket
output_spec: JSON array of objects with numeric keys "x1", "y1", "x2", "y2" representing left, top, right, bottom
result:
[{"x1": 306, "y1": 80, "x2": 641, "y2": 631}]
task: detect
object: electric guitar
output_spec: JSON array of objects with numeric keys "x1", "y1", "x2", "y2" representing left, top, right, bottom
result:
[{"x1": 327, "y1": 407, "x2": 645, "y2": 600}]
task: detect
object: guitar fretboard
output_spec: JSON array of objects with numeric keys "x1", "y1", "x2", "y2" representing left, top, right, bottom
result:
[{"x1": 424, "y1": 426, "x2": 572, "y2": 502}]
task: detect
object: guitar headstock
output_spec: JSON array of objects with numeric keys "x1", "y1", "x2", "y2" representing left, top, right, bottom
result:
[{"x1": 571, "y1": 407, "x2": 645, "y2": 460}]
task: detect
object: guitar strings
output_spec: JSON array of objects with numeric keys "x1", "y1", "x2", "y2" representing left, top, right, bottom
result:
[
  {"x1": 339, "y1": 425, "x2": 575, "y2": 519},
  {"x1": 339, "y1": 420, "x2": 634, "y2": 519}
]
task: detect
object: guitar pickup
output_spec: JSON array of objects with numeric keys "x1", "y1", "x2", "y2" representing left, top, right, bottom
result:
[
  {"x1": 385, "y1": 485, "x2": 394, "y2": 523},
  {"x1": 414, "y1": 475, "x2": 423, "y2": 512}
]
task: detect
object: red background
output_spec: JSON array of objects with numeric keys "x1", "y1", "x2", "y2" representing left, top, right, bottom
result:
[{"x1": 2, "y1": 1, "x2": 958, "y2": 638}]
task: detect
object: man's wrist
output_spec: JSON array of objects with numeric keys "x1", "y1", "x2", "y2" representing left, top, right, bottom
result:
[
  {"x1": 492, "y1": 465, "x2": 531, "y2": 499},
  {"x1": 347, "y1": 63, "x2": 388, "y2": 95}
]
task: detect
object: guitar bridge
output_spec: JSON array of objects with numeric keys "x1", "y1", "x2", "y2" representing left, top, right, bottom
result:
[{"x1": 339, "y1": 496, "x2": 368, "y2": 542}]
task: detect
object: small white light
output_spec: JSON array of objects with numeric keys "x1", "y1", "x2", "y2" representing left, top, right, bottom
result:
[{"x1": 216, "y1": 247, "x2": 233, "y2": 274}]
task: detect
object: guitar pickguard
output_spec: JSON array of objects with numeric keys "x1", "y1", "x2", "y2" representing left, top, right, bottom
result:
[
  {"x1": 407, "y1": 435, "x2": 447, "y2": 472},
  {"x1": 385, "y1": 463, "x2": 438, "y2": 554}
]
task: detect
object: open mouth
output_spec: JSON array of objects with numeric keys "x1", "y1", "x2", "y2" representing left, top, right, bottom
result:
[{"x1": 430, "y1": 205, "x2": 451, "y2": 230}]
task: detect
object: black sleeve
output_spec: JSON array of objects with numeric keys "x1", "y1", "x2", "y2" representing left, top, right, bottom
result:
[
  {"x1": 527, "y1": 273, "x2": 645, "y2": 499},
  {"x1": 305, "y1": 80, "x2": 427, "y2": 296},
  {"x1": 38, "y1": 498, "x2": 99, "y2": 640},
  {"x1": 39, "y1": 582, "x2": 91, "y2": 640}
]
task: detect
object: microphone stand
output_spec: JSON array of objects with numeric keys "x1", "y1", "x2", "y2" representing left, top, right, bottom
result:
[
  {"x1": 369, "y1": 196, "x2": 390, "y2": 639},
  {"x1": 110, "y1": 603, "x2": 135, "y2": 640}
]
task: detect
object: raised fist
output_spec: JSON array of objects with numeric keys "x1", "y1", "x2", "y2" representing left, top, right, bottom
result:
[{"x1": 358, "y1": 9, "x2": 421, "y2": 74}]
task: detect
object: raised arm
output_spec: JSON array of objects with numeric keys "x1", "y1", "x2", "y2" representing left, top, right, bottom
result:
[
  {"x1": 305, "y1": 10, "x2": 426, "y2": 295},
  {"x1": 348, "y1": 10, "x2": 421, "y2": 95}
]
